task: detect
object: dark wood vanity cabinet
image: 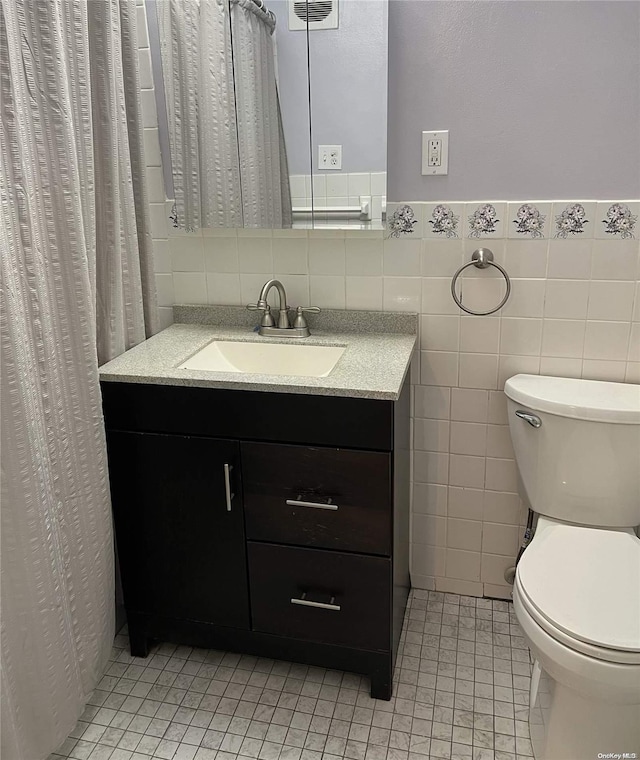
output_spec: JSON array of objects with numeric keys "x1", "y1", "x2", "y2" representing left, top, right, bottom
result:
[{"x1": 102, "y1": 380, "x2": 410, "y2": 699}]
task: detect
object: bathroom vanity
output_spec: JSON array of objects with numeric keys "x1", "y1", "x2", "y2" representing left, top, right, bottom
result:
[{"x1": 100, "y1": 306, "x2": 416, "y2": 699}]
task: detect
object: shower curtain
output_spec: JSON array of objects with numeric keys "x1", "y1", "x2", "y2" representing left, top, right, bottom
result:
[
  {"x1": 90, "y1": 0, "x2": 159, "y2": 363},
  {"x1": 1, "y1": 1, "x2": 156, "y2": 757},
  {"x1": 231, "y1": 0, "x2": 292, "y2": 228},
  {"x1": 158, "y1": 0, "x2": 292, "y2": 230}
]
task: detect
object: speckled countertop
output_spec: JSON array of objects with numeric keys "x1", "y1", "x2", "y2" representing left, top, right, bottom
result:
[{"x1": 99, "y1": 306, "x2": 417, "y2": 400}]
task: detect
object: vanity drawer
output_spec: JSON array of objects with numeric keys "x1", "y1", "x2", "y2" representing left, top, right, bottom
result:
[
  {"x1": 241, "y1": 442, "x2": 391, "y2": 555},
  {"x1": 248, "y1": 542, "x2": 390, "y2": 651}
]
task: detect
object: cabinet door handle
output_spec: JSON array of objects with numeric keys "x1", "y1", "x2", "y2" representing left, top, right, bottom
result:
[
  {"x1": 286, "y1": 498, "x2": 338, "y2": 511},
  {"x1": 223, "y1": 463, "x2": 234, "y2": 511},
  {"x1": 290, "y1": 593, "x2": 341, "y2": 612}
]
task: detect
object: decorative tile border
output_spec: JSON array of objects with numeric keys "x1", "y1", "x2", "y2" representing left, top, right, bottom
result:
[
  {"x1": 507, "y1": 202, "x2": 551, "y2": 239},
  {"x1": 596, "y1": 202, "x2": 638, "y2": 240},
  {"x1": 552, "y1": 202, "x2": 595, "y2": 239},
  {"x1": 387, "y1": 203, "x2": 420, "y2": 238},
  {"x1": 383, "y1": 200, "x2": 638, "y2": 240},
  {"x1": 466, "y1": 202, "x2": 505, "y2": 239},
  {"x1": 160, "y1": 198, "x2": 638, "y2": 242},
  {"x1": 424, "y1": 203, "x2": 462, "y2": 239}
]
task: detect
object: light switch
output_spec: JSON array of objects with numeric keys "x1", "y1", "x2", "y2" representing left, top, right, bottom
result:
[{"x1": 318, "y1": 145, "x2": 342, "y2": 170}]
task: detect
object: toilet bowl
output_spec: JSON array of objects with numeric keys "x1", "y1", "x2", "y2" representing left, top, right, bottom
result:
[
  {"x1": 504, "y1": 375, "x2": 640, "y2": 760},
  {"x1": 513, "y1": 517, "x2": 640, "y2": 759}
]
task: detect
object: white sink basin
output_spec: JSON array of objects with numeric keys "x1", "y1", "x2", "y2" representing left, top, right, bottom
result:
[{"x1": 179, "y1": 340, "x2": 345, "y2": 378}]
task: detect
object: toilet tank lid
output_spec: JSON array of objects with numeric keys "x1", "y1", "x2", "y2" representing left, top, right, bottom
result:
[{"x1": 504, "y1": 374, "x2": 640, "y2": 424}]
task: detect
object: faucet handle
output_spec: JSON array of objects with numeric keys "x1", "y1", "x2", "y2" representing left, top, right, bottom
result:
[
  {"x1": 293, "y1": 305, "x2": 321, "y2": 329},
  {"x1": 246, "y1": 302, "x2": 275, "y2": 327}
]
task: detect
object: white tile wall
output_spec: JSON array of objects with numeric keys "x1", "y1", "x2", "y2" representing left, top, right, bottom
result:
[
  {"x1": 157, "y1": 212, "x2": 638, "y2": 600},
  {"x1": 291, "y1": 172, "x2": 386, "y2": 223}
]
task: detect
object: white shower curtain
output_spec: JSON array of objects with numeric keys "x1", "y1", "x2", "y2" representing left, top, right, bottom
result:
[
  {"x1": 230, "y1": 0, "x2": 292, "y2": 228},
  {"x1": 90, "y1": 0, "x2": 160, "y2": 363},
  {"x1": 157, "y1": 0, "x2": 292, "y2": 230},
  {"x1": 1, "y1": 1, "x2": 156, "y2": 757}
]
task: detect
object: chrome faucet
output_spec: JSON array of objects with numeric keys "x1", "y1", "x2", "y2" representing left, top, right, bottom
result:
[
  {"x1": 247, "y1": 279, "x2": 320, "y2": 338},
  {"x1": 258, "y1": 279, "x2": 290, "y2": 329}
]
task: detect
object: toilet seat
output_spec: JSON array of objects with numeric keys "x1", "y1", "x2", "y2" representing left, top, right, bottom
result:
[
  {"x1": 515, "y1": 575, "x2": 640, "y2": 665},
  {"x1": 516, "y1": 520, "x2": 640, "y2": 664}
]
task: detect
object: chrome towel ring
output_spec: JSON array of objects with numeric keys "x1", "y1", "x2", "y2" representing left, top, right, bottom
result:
[{"x1": 451, "y1": 248, "x2": 511, "y2": 315}]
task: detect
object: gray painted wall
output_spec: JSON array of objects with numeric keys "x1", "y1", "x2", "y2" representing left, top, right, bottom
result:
[
  {"x1": 387, "y1": 0, "x2": 640, "y2": 201},
  {"x1": 273, "y1": 0, "x2": 388, "y2": 174},
  {"x1": 271, "y1": 0, "x2": 311, "y2": 176}
]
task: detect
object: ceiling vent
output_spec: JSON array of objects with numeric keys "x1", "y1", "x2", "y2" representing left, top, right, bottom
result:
[{"x1": 288, "y1": 0, "x2": 338, "y2": 31}]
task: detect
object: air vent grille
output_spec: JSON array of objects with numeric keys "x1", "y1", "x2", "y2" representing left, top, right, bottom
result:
[
  {"x1": 293, "y1": 1, "x2": 332, "y2": 23},
  {"x1": 288, "y1": 0, "x2": 338, "y2": 31}
]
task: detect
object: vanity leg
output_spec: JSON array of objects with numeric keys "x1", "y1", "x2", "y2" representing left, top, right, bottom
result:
[
  {"x1": 370, "y1": 672, "x2": 392, "y2": 701},
  {"x1": 127, "y1": 621, "x2": 150, "y2": 658}
]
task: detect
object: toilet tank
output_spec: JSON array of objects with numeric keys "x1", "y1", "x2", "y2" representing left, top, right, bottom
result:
[{"x1": 504, "y1": 375, "x2": 640, "y2": 528}]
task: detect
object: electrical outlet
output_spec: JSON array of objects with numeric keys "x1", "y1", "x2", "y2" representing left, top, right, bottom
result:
[
  {"x1": 422, "y1": 131, "x2": 449, "y2": 175},
  {"x1": 318, "y1": 145, "x2": 342, "y2": 170},
  {"x1": 428, "y1": 139, "x2": 442, "y2": 166}
]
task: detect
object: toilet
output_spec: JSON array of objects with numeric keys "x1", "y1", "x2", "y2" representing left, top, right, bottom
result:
[{"x1": 504, "y1": 374, "x2": 640, "y2": 760}]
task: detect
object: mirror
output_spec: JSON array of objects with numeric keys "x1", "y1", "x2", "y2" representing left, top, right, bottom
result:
[
  {"x1": 272, "y1": 0, "x2": 387, "y2": 229},
  {"x1": 150, "y1": 0, "x2": 387, "y2": 230}
]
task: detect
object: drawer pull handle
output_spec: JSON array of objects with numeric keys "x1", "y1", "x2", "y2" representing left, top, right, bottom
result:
[
  {"x1": 286, "y1": 498, "x2": 338, "y2": 511},
  {"x1": 224, "y1": 463, "x2": 234, "y2": 512},
  {"x1": 291, "y1": 593, "x2": 341, "y2": 612}
]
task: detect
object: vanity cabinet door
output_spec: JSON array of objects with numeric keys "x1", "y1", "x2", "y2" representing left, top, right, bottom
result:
[{"x1": 107, "y1": 431, "x2": 249, "y2": 629}]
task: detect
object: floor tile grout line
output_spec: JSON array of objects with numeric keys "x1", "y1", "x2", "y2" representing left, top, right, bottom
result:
[{"x1": 52, "y1": 590, "x2": 534, "y2": 760}]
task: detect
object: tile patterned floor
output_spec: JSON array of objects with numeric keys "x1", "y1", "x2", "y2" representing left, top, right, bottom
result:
[{"x1": 51, "y1": 591, "x2": 534, "y2": 760}]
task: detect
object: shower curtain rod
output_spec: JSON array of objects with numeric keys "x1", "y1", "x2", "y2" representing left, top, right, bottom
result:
[{"x1": 249, "y1": 0, "x2": 275, "y2": 21}]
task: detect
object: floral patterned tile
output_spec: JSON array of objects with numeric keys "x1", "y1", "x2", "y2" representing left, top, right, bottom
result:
[
  {"x1": 386, "y1": 199, "x2": 639, "y2": 241},
  {"x1": 465, "y1": 202, "x2": 506, "y2": 239},
  {"x1": 507, "y1": 202, "x2": 551, "y2": 240},
  {"x1": 423, "y1": 203, "x2": 464, "y2": 239},
  {"x1": 386, "y1": 202, "x2": 423, "y2": 238},
  {"x1": 550, "y1": 201, "x2": 596, "y2": 239},
  {"x1": 595, "y1": 201, "x2": 639, "y2": 240}
]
